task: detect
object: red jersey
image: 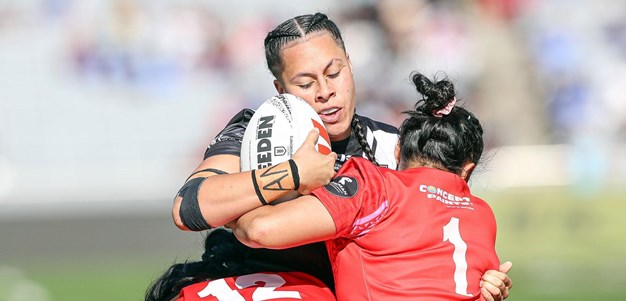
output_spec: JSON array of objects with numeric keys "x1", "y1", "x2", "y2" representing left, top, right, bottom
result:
[
  {"x1": 311, "y1": 157, "x2": 500, "y2": 300},
  {"x1": 176, "y1": 272, "x2": 336, "y2": 301}
]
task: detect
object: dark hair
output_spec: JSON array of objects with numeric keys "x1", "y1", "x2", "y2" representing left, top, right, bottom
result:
[
  {"x1": 145, "y1": 228, "x2": 253, "y2": 301},
  {"x1": 264, "y1": 12, "x2": 346, "y2": 80},
  {"x1": 351, "y1": 115, "x2": 378, "y2": 165},
  {"x1": 398, "y1": 72, "x2": 484, "y2": 176}
]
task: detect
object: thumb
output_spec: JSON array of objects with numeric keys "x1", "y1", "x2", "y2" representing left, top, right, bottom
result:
[
  {"x1": 499, "y1": 261, "x2": 513, "y2": 273},
  {"x1": 303, "y1": 128, "x2": 320, "y2": 146}
]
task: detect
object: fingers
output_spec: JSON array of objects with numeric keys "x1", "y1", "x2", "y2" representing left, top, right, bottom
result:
[
  {"x1": 481, "y1": 287, "x2": 495, "y2": 301},
  {"x1": 499, "y1": 261, "x2": 513, "y2": 274},
  {"x1": 304, "y1": 128, "x2": 320, "y2": 146},
  {"x1": 481, "y1": 271, "x2": 509, "y2": 300},
  {"x1": 292, "y1": 129, "x2": 320, "y2": 162},
  {"x1": 292, "y1": 128, "x2": 336, "y2": 195},
  {"x1": 499, "y1": 261, "x2": 513, "y2": 291},
  {"x1": 480, "y1": 281, "x2": 503, "y2": 301},
  {"x1": 329, "y1": 151, "x2": 338, "y2": 162}
]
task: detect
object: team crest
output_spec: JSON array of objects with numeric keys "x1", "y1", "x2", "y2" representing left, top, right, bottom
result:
[{"x1": 324, "y1": 176, "x2": 358, "y2": 198}]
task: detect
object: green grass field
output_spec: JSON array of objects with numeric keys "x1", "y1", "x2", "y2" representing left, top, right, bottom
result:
[
  {"x1": 484, "y1": 187, "x2": 626, "y2": 300},
  {"x1": 2, "y1": 186, "x2": 625, "y2": 301}
]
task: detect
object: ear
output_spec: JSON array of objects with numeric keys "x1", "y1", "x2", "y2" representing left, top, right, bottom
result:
[
  {"x1": 460, "y1": 162, "x2": 476, "y2": 182},
  {"x1": 273, "y1": 79, "x2": 285, "y2": 94}
]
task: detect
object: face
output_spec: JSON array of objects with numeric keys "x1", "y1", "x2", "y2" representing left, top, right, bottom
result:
[{"x1": 274, "y1": 32, "x2": 356, "y2": 142}]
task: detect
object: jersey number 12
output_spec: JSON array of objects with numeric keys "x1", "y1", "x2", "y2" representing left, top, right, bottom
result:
[{"x1": 197, "y1": 273, "x2": 302, "y2": 300}]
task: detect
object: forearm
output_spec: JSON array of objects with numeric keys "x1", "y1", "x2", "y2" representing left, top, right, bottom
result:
[
  {"x1": 231, "y1": 206, "x2": 277, "y2": 248},
  {"x1": 173, "y1": 129, "x2": 337, "y2": 231},
  {"x1": 173, "y1": 156, "x2": 300, "y2": 230},
  {"x1": 232, "y1": 195, "x2": 336, "y2": 249}
]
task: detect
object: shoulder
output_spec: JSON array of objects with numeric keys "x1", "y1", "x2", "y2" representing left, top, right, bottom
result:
[
  {"x1": 353, "y1": 114, "x2": 399, "y2": 169},
  {"x1": 342, "y1": 156, "x2": 380, "y2": 171},
  {"x1": 204, "y1": 109, "x2": 255, "y2": 159},
  {"x1": 355, "y1": 114, "x2": 399, "y2": 134}
]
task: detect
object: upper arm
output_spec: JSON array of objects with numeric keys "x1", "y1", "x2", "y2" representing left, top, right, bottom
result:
[
  {"x1": 172, "y1": 154, "x2": 241, "y2": 230},
  {"x1": 172, "y1": 109, "x2": 254, "y2": 230},
  {"x1": 191, "y1": 154, "x2": 241, "y2": 178},
  {"x1": 234, "y1": 195, "x2": 336, "y2": 249}
]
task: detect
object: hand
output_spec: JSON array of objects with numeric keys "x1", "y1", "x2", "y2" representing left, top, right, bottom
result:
[
  {"x1": 480, "y1": 261, "x2": 513, "y2": 301},
  {"x1": 292, "y1": 128, "x2": 337, "y2": 195}
]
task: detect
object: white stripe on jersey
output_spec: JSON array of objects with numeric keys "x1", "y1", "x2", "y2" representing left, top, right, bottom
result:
[{"x1": 365, "y1": 127, "x2": 399, "y2": 170}]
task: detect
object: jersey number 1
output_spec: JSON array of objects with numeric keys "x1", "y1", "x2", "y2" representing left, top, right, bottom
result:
[{"x1": 443, "y1": 217, "x2": 472, "y2": 297}]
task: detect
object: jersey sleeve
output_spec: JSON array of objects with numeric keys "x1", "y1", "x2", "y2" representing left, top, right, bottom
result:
[
  {"x1": 311, "y1": 157, "x2": 388, "y2": 239},
  {"x1": 203, "y1": 109, "x2": 254, "y2": 159}
]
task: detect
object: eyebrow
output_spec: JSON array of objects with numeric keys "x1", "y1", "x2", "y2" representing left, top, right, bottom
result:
[{"x1": 289, "y1": 58, "x2": 343, "y2": 82}]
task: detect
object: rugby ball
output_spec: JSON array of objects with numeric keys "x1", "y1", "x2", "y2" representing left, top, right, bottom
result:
[{"x1": 240, "y1": 94, "x2": 331, "y2": 172}]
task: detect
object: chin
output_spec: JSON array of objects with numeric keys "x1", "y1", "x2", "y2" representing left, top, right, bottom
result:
[{"x1": 327, "y1": 124, "x2": 350, "y2": 142}]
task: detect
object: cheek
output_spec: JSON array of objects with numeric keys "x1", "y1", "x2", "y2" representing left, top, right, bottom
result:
[
  {"x1": 339, "y1": 76, "x2": 355, "y2": 101},
  {"x1": 283, "y1": 88, "x2": 316, "y2": 105}
]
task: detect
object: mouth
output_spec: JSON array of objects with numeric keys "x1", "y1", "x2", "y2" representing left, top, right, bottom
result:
[{"x1": 319, "y1": 107, "x2": 342, "y2": 124}]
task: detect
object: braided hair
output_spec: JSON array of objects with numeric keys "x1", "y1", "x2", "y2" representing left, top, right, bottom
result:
[
  {"x1": 264, "y1": 13, "x2": 346, "y2": 80},
  {"x1": 399, "y1": 72, "x2": 484, "y2": 176},
  {"x1": 351, "y1": 115, "x2": 379, "y2": 165}
]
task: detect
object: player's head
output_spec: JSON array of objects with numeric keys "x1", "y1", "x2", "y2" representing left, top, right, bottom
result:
[
  {"x1": 264, "y1": 13, "x2": 356, "y2": 143},
  {"x1": 397, "y1": 72, "x2": 484, "y2": 181}
]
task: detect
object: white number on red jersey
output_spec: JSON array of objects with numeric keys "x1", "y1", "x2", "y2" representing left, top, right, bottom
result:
[
  {"x1": 196, "y1": 273, "x2": 302, "y2": 301},
  {"x1": 443, "y1": 217, "x2": 472, "y2": 297}
]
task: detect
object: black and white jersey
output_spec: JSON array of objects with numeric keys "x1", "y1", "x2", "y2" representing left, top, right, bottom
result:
[
  {"x1": 204, "y1": 109, "x2": 255, "y2": 159},
  {"x1": 331, "y1": 114, "x2": 398, "y2": 170},
  {"x1": 204, "y1": 109, "x2": 399, "y2": 171}
]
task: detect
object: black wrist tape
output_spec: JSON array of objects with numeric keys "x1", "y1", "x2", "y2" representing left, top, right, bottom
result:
[
  {"x1": 288, "y1": 159, "x2": 300, "y2": 190},
  {"x1": 251, "y1": 169, "x2": 268, "y2": 205}
]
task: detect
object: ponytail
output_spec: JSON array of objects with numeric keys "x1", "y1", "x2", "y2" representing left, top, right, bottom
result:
[{"x1": 398, "y1": 72, "x2": 484, "y2": 175}]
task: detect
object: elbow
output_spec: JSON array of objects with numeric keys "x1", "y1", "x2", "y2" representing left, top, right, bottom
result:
[
  {"x1": 171, "y1": 196, "x2": 190, "y2": 231},
  {"x1": 172, "y1": 178, "x2": 218, "y2": 231},
  {"x1": 171, "y1": 195, "x2": 216, "y2": 231},
  {"x1": 238, "y1": 216, "x2": 281, "y2": 248}
]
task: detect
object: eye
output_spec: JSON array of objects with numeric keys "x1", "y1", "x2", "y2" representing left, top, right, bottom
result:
[
  {"x1": 327, "y1": 71, "x2": 341, "y2": 79},
  {"x1": 298, "y1": 82, "x2": 314, "y2": 89},
  {"x1": 327, "y1": 65, "x2": 345, "y2": 79}
]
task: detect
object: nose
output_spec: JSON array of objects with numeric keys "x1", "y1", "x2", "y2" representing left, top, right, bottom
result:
[{"x1": 316, "y1": 78, "x2": 335, "y2": 103}]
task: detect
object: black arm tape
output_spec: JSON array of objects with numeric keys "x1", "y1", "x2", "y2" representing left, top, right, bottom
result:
[
  {"x1": 251, "y1": 169, "x2": 268, "y2": 205},
  {"x1": 288, "y1": 159, "x2": 300, "y2": 190},
  {"x1": 186, "y1": 168, "x2": 228, "y2": 181},
  {"x1": 178, "y1": 177, "x2": 211, "y2": 231}
]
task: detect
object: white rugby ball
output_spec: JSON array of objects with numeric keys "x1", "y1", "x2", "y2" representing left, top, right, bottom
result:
[{"x1": 240, "y1": 94, "x2": 331, "y2": 172}]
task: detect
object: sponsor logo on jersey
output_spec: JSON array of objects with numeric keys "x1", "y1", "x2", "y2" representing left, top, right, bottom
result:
[
  {"x1": 419, "y1": 184, "x2": 474, "y2": 210},
  {"x1": 324, "y1": 176, "x2": 358, "y2": 198}
]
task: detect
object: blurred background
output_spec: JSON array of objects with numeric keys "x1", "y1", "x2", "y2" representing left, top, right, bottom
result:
[{"x1": 1, "y1": 0, "x2": 625, "y2": 300}]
